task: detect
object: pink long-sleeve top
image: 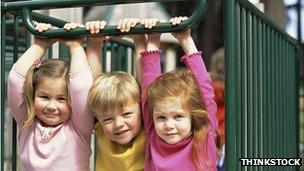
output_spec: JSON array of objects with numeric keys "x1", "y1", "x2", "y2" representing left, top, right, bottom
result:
[
  {"x1": 7, "y1": 66, "x2": 94, "y2": 171},
  {"x1": 140, "y1": 50, "x2": 218, "y2": 171}
]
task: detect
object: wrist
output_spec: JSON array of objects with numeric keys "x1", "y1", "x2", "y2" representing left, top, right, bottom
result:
[
  {"x1": 179, "y1": 37, "x2": 198, "y2": 54},
  {"x1": 31, "y1": 44, "x2": 48, "y2": 53}
]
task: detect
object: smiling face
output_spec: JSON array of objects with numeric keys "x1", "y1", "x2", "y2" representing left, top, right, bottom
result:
[
  {"x1": 153, "y1": 97, "x2": 192, "y2": 144},
  {"x1": 96, "y1": 101, "x2": 142, "y2": 145},
  {"x1": 34, "y1": 77, "x2": 71, "y2": 127}
]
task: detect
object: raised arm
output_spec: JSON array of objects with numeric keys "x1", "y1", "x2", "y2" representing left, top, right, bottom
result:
[
  {"x1": 63, "y1": 21, "x2": 108, "y2": 79},
  {"x1": 171, "y1": 17, "x2": 218, "y2": 132},
  {"x1": 85, "y1": 21, "x2": 108, "y2": 79},
  {"x1": 117, "y1": 18, "x2": 147, "y2": 80},
  {"x1": 8, "y1": 23, "x2": 54, "y2": 124},
  {"x1": 60, "y1": 38, "x2": 94, "y2": 133}
]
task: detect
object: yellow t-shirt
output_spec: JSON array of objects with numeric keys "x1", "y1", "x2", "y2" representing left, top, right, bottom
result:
[{"x1": 95, "y1": 125, "x2": 145, "y2": 171}]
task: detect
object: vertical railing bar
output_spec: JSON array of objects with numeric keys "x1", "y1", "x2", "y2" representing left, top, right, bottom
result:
[
  {"x1": 12, "y1": 15, "x2": 19, "y2": 171},
  {"x1": 266, "y1": 25, "x2": 270, "y2": 160},
  {"x1": 235, "y1": 4, "x2": 242, "y2": 171},
  {"x1": 246, "y1": 11, "x2": 253, "y2": 164},
  {"x1": 240, "y1": 6, "x2": 247, "y2": 164},
  {"x1": 261, "y1": 22, "x2": 266, "y2": 159},
  {"x1": 1, "y1": 13, "x2": 7, "y2": 171},
  {"x1": 257, "y1": 19, "x2": 262, "y2": 160},
  {"x1": 252, "y1": 15, "x2": 257, "y2": 161},
  {"x1": 225, "y1": 0, "x2": 237, "y2": 169},
  {"x1": 271, "y1": 29, "x2": 276, "y2": 158}
]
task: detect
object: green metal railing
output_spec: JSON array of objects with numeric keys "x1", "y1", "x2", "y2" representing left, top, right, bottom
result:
[
  {"x1": 2, "y1": 0, "x2": 206, "y2": 38},
  {"x1": 225, "y1": 0, "x2": 301, "y2": 170},
  {"x1": 2, "y1": 0, "x2": 303, "y2": 171},
  {"x1": 1, "y1": 0, "x2": 206, "y2": 170}
]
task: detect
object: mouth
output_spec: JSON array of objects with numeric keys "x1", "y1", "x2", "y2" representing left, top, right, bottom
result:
[
  {"x1": 114, "y1": 130, "x2": 129, "y2": 136},
  {"x1": 165, "y1": 133, "x2": 177, "y2": 136}
]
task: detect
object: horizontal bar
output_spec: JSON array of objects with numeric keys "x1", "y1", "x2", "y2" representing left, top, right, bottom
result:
[
  {"x1": 20, "y1": 0, "x2": 206, "y2": 38},
  {"x1": 2, "y1": 0, "x2": 185, "y2": 12}
]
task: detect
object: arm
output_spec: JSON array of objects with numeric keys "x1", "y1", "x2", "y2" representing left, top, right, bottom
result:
[
  {"x1": 8, "y1": 23, "x2": 54, "y2": 124},
  {"x1": 61, "y1": 38, "x2": 94, "y2": 133},
  {"x1": 86, "y1": 37, "x2": 105, "y2": 79},
  {"x1": 85, "y1": 21, "x2": 108, "y2": 79},
  {"x1": 140, "y1": 33, "x2": 161, "y2": 129},
  {"x1": 64, "y1": 21, "x2": 108, "y2": 79},
  {"x1": 172, "y1": 28, "x2": 218, "y2": 132},
  {"x1": 116, "y1": 18, "x2": 147, "y2": 79}
]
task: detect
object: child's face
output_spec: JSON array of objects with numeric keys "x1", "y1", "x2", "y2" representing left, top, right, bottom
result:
[
  {"x1": 96, "y1": 102, "x2": 142, "y2": 145},
  {"x1": 34, "y1": 77, "x2": 71, "y2": 127},
  {"x1": 153, "y1": 97, "x2": 192, "y2": 144}
]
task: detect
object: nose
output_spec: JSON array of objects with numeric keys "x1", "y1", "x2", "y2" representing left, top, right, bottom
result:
[
  {"x1": 164, "y1": 118, "x2": 174, "y2": 130},
  {"x1": 114, "y1": 117, "x2": 124, "y2": 129},
  {"x1": 46, "y1": 100, "x2": 57, "y2": 111}
]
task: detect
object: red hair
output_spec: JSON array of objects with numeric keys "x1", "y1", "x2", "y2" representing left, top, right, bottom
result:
[{"x1": 147, "y1": 68, "x2": 212, "y2": 170}]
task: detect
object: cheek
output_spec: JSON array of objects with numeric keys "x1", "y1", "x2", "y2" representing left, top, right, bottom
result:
[
  {"x1": 128, "y1": 113, "x2": 142, "y2": 128},
  {"x1": 177, "y1": 119, "x2": 192, "y2": 132},
  {"x1": 59, "y1": 103, "x2": 71, "y2": 114},
  {"x1": 154, "y1": 122, "x2": 164, "y2": 134},
  {"x1": 101, "y1": 124, "x2": 114, "y2": 137}
]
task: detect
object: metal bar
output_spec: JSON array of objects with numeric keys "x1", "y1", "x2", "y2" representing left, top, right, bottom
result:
[
  {"x1": 241, "y1": 7, "x2": 247, "y2": 160},
  {"x1": 235, "y1": 4, "x2": 242, "y2": 170},
  {"x1": 246, "y1": 10, "x2": 252, "y2": 162},
  {"x1": 17, "y1": 0, "x2": 207, "y2": 38},
  {"x1": 224, "y1": 0, "x2": 236, "y2": 169},
  {"x1": 12, "y1": 15, "x2": 19, "y2": 171},
  {"x1": 1, "y1": 13, "x2": 6, "y2": 171},
  {"x1": 2, "y1": 0, "x2": 185, "y2": 11}
]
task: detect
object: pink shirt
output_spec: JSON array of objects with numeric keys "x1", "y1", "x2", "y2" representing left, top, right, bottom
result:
[
  {"x1": 7, "y1": 66, "x2": 94, "y2": 171},
  {"x1": 140, "y1": 50, "x2": 218, "y2": 171}
]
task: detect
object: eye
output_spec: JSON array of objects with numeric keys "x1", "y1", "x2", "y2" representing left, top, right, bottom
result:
[
  {"x1": 39, "y1": 95, "x2": 49, "y2": 100},
  {"x1": 174, "y1": 114, "x2": 184, "y2": 120},
  {"x1": 155, "y1": 115, "x2": 166, "y2": 121},
  {"x1": 103, "y1": 118, "x2": 114, "y2": 123},
  {"x1": 122, "y1": 112, "x2": 132, "y2": 117},
  {"x1": 58, "y1": 97, "x2": 67, "y2": 102}
]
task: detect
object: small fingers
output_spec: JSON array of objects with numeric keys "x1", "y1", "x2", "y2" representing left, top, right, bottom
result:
[
  {"x1": 35, "y1": 23, "x2": 52, "y2": 33},
  {"x1": 170, "y1": 16, "x2": 188, "y2": 25},
  {"x1": 64, "y1": 23, "x2": 84, "y2": 31},
  {"x1": 141, "y1": 18, "x2": 159, "y2": 29},
  {"x1": 85, "y1": 20, "x2": 107, "y2": 34},
  {"x1": 117, "y1": 18, "x2": 139, "y2": 32}
]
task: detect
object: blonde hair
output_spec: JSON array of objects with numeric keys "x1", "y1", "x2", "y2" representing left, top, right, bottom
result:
[
  {"x1": 147, "y1": 68, "x2": 210, "y2": 170},
  {"x1": 88, "y1": 71, "x2": 140, "y2": 116},
  {"x1": 24, "y1": 58, "x2": 70, "y2": 127}
]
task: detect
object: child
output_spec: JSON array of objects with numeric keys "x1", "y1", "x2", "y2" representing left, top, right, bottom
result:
[
  {"x1": 7, "y1": 23, "x2": 94, "y2": 171},
  {"x1": 84, "y1": 19, "x2": 155, "y2": 171},
  {"x1": 139, "y1": 17, "x2": 219, "y2": 170}
]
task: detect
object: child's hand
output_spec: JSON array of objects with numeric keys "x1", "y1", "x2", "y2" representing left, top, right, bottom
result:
[
  {"x1": 63, "y1": 22, "x2": 85, "y2": 31},
  {"x1": 117, "y1": 18, "x2": 140, "y2": 32},
  {"x1": 85, "y1": 20, "x2": 109, "y2": 46},
  {"x1": 169, "y1": 17, "x2": 190, "y2": 41},
  {"x1": 35, "y1": 22, "x2": 52, "y2": 33},
  {"x1": 34, "y1": 22, "x2": 56, "y2": 49},
  {"x1": 140, "y1": 18, "x2": 159, "y2": 29},
  {"x1": 85, "y1": 20, "x2": 107, "y2": 34},
  {"x1": 169, "y1": 16, "x2": 188, "y2": 26}
]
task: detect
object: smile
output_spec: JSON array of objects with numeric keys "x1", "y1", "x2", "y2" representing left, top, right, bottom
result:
[{"x1": 114, "y1": 130, "x2": 129, "y2": 136}]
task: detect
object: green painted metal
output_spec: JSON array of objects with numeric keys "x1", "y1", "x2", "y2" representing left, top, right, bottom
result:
[
  {"x1": 1, "y1": 11, "x2": 6, "y2": 171},
  {"x1": 225, "y1": 0, "x2": 301, "y2": 170},
  {"x1": 12, "y1": 15, "x2": 19, "y2": 171},
  {"x1": 11, "y1": 0, "x2": 206, "y2": 38}
]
